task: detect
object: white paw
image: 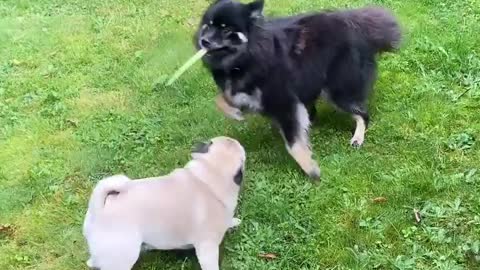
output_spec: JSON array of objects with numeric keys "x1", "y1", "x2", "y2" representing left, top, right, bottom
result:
[
  {"x1": 226, "y1": 108, "x2": 244, "y2": 121},
  {"x1": 350, "y1": 135, "x2": 364, "y2": 148},
  {"x1": 308, "y1": 162, "x2": 321, "y2": 180},
  {"x1": 230, "y1": 218, "x2": 242, "y2": 228}
]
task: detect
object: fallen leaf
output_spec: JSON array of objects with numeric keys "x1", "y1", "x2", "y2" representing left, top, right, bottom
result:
[
  {"x1": 66, "y1": 118, "x2": 79, "y2": 127},
  {"x1": 0, "y1": 224, "x2": 15, "y2": 237},
  {"x1": 0, "y1": 224, "x2": 12, "y2": 230},
  {"x1": 372, "y1": 197, "x2": 387, "y2": 203},
  {"x1": 258, "y1": 253, "x2": 278, "y2": 260},
  {"x1": 186, "y1": 18, "x2": 196, "y2": 27},
  {"x1": 414, "y1": 208, "x2": 421, "y2": 223},
  {"x1": 11, "y1": 59, "x2": 22, "y2": 66}
]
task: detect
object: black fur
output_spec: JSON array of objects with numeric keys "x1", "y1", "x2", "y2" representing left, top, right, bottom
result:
[{"x1": 195, "y1": 0, "x2": 401, "y2": 173}]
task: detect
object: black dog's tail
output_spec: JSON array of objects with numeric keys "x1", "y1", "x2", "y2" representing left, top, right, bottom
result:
[{"x1": 341, "y1": 7, "x2": 402, "y2": 53}]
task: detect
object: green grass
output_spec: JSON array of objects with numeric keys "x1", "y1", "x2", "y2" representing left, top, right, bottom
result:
[{"x1": 0, "y1": 0, "x2": 479, "y2": 269}]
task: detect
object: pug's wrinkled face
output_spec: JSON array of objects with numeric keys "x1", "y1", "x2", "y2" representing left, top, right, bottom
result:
[
  {"x1": 192, "y1": 136, "x2": 245, "y2": 164},
  {"x1": 191, "y1": 136, "x2": 246, "y2": 185},
  {"x1": 195, "y1": 0, "x2": 264, "y2": 68}
]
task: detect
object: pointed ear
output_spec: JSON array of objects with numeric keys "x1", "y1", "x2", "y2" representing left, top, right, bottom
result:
[{"x1": 247, "y1": 0, "x2": 264, "y2": 19}]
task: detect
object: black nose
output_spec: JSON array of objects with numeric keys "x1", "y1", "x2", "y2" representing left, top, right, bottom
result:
[{"x1": 200, "y1": 38, "x2": 211, "y2": 49}]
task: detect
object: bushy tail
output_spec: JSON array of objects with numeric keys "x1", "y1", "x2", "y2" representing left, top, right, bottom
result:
[
  {"x1": 342, "y1": 7, "x2": 402, "y2": 53},
  {"x1": 87, "y1": 175, "x2": 131, "y2": 217}
]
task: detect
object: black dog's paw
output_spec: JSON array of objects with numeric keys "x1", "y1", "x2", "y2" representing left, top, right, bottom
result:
[
  {"x1": 351, "y1": 140, "x2": 362, "y2": 148},
  {"x1": 350, "y1": 136, "x2": 364, "y2": 148}
]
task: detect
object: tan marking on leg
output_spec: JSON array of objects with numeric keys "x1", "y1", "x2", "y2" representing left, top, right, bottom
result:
[
  {"x1": 351, "y1": 114, "x2": 366, "y2": 147},
  {"x1": 284, "y1": 103, "x2": 321, "y2": 179},
  {"x1": 215, "y1": 94, "x2": 244, "y2": 121},
  {"x1": 287, "y1": 140, "x2": 320, "y2": 179}
]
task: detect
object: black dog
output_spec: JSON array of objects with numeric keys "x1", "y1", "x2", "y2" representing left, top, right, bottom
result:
[{"x1": 194, "y1": 0, "x2": 401, "y2": 179}]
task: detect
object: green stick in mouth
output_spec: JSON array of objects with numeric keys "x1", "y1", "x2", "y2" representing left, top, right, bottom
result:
[{"x1": 166, "y1": 48, "x2": 207, "y2": 86}]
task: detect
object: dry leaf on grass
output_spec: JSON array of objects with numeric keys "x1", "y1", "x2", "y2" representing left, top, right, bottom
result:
[
  {"x1": 186, "y1": 18, "x2": 197, "y2": 27},
  {"x1": 0, "y1": 224, "x2": 15, "y2": 237},
  {"x1": 372, "y1": 197, "x2": 387, "y2": 203},
  {"x1": 11, "y1": 59, "x2": 22, "y2": 66},
  {"x1": 258, "y1": 253, "x2": 278, "y2": 260},
  {"x1": 66, "y1": 118, "x2": 79, "y2": 127},
  {"x1": 414, "y1": 208, "x2": 421, "y2": 223}
]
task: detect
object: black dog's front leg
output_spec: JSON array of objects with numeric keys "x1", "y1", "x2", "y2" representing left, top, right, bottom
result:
[
  {"x1": 214, "y1": 94, "x2": 244, "y2": 121},
  {"x1": 211, "y1": 70, "x2": 244, "y2": 121},
  {"x1": 270, "y1": 101, "x2": 321, "y2": 180}
]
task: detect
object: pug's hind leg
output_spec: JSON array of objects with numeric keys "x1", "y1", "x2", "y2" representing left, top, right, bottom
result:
[{"x1": 195, "y1": 242, "x2": 220, "y2": 270}]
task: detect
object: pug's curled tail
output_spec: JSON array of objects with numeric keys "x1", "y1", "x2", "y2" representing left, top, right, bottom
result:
[{"x1": 88, "y1": 175, "x2": 131, "y2": 216}]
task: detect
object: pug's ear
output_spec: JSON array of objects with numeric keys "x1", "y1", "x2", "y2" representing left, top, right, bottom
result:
[
  {"x1": 192, "y1": 141, "x2": 212, "y2": 154},
  {"x1": 247, "y1": 0, "x2": 264, "y2": 19},
  {"x1": 233, "y1": 167, "x2": 243, "y2": 185},
  {"x1": 191, "y1": 141, "x2": 212, "y2": 159}
]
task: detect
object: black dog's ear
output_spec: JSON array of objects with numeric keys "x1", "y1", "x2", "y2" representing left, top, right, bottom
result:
[
  {"x1": 247, "y1": 0, "x2": 264, "y2": 19},
  {"x1": 192, "y1": 141, "x2": 212, "y2": 154}
]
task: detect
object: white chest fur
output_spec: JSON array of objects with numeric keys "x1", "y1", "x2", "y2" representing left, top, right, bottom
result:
[{"x1": 224, "y1": 79, "x2": 263, "y2": 113}]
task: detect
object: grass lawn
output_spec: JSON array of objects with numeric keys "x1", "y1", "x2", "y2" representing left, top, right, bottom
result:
[{"x1": 0, "y1": 0, "x2": 479, "y2": 269}]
